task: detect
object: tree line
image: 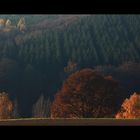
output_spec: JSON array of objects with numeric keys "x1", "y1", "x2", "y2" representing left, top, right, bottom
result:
[{"x1": 1, "y1": 68, "x2": 140, "y2": 119}]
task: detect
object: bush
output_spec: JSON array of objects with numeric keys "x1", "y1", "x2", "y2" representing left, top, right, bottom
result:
[
  {"x1": 116, "y1": 92, "x2": 140, "y2": 118},
  {"x1": 0, "y1": 92, "x2": 13, "y2": 119}
]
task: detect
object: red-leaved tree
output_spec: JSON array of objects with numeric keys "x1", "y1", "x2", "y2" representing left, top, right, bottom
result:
[{"x1": 51, "y1": 69, "x2": 123, "y2": 118}]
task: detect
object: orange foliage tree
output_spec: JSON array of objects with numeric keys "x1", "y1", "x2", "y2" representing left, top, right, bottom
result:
[
  {"x1": 0, "y1": 92, "x2": 13, "y2": 119},
  {"x1": 116, "y1": 92, "x2": 140, "y2": 118},
  {"x1": 51, "y1": 69, "x2": 123, "y2": 118}
]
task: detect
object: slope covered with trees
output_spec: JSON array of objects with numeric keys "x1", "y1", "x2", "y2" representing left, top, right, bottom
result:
[{"x1": 0, "y1": 15, "x2": 140, "y2": 117}]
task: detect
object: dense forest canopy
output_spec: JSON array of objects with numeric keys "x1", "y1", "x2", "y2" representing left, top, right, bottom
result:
[{"x1": 0, "y1": 15, "x2": 140, "y2": 117}]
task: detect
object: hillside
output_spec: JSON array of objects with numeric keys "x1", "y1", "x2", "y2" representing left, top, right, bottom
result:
[
  {"x1": 0, "y1": 15, "x2": 140, "y2": 117},
  {"x1": 8, "y1": 15, "x2": 140, "y2": 66}
]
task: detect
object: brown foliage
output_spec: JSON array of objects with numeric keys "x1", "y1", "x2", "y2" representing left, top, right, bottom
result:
[
  {"x1": 51, "y1": 69, "x2": 122, "y2": 118},
  {"x1": 64, "y1": 60, "x2": 77, "y2": 74},
  {"x1": 116, "y1": 92, "x2": 140, "y2": 119},
  {"x1": 0, "y1": 92, "x2": 13, "y2": 119}
]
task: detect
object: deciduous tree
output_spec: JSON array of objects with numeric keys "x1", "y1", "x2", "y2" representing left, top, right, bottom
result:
[
  {"x1": 51, "y1": 69, "x2": 123, "y2": 118},
  {"x1": 0, "y1": 92, "x2": 13, "y2": 119},
  {"x1": 116, "y1": 92, "x2": 140, "y2": 118}
]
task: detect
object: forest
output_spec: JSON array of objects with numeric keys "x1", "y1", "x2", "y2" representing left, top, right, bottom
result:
[{"x1": 0, "y1": 15, "x2": 140, "y2": 118}]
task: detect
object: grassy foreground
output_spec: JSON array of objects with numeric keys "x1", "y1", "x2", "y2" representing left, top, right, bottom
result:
[{"x1": 0, "y1": 118, "x2": 140, "y2": 126}]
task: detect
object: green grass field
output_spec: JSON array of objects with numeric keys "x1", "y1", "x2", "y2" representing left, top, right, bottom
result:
[{"x1": 0, "y1": 118, "x2": 140, "y2": 126}]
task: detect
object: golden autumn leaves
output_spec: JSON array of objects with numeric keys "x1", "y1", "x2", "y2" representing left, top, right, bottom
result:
[
  {"x1": 0, "y1": 17, "x2": 26, "y2": 32},
  {"x1": 116, "y1": 93, "x2": 140, "y2": 119}
]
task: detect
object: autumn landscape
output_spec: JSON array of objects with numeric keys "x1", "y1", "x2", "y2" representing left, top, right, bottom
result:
[{"x1": 0, "y1": 15, "x2": 140, "y2": 125}]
